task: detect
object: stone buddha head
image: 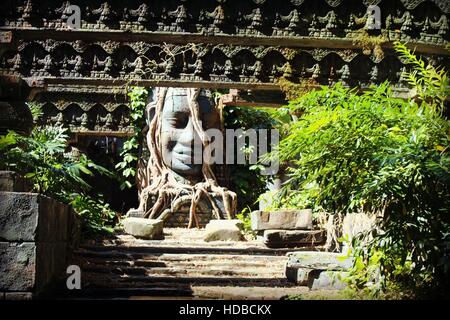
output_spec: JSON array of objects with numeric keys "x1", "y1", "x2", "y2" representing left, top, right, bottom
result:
[
  {"x1": 131, "y1": 87, "x2": 236, "y2": 225},
  {"x1": 147, "y1": 87, "x2": 221, "y2": 183}
]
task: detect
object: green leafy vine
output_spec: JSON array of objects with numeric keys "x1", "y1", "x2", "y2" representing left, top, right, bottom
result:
[{"x1": 116, "y1": 87, "x2": 148, "y2": 189}]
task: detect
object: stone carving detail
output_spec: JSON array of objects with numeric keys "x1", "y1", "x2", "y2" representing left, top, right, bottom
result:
[
  {"x1": 400, "y1": 0, "x2": 450, "y2": 13},
  {"x1": 0, "y1": 0, "x2": 448, "y2": 44},
  {"x1": 0, "y1": 0, "x2": 448, "y2": 137},
  {"x1": 29, "y1": 85, "x2": 134, "y2": 134},
  {"x1": 4, "y1": 40, "x2": 443, "y2": 90}
]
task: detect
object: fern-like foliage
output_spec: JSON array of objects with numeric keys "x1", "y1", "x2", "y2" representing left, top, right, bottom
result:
[{"x1": 393, "y1": 41, "x2": 449, "y2": 112}]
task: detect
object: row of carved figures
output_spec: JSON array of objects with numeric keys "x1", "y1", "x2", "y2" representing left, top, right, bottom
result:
[
  {"x1": 6, "y1": 1, "x2": 448, "y2": 39},
  {"x1": 2, "y1": 51, "x2": 413, "y2": 85},
  {"x1": 34, "y1": 108, "x2": 133, "y2": 132}
]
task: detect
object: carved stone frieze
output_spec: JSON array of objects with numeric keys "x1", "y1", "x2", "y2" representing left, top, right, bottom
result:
[
  {"x1": 0, "y1": 0, "x2": 448, "y2": 136},
  {"x1": 2, "y1": 39, "x2": 448, "y2": 91},
  {"x1": 1, "y1": 0, "x2": 448, "y2": 46}
]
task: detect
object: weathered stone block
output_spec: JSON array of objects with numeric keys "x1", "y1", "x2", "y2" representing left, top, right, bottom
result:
[
  {"x1": 308, "y1": 270, "x2": 348, "y2": 290},
  {"x1": 126, "y1": 208, "x2": 144, "y2": 218},
  {"x1": 0, "y1": 242, "x2": 36, "y2": 291},
  {"x1": 285, "y1": 266, "x2": 312, "y2": 285},
  {"x1": 0, "y1": 191, "x2": 78, "y2": 299},
  {"x1": 263, "y1": 229, "x2": 324, "y2": 248},
  {"x1": 0, "y1": 242, "x2": 68, "y2": 293},
  {"x1": 250, "y1": 209, "x2": 313, "y2": 231},
  {"x1": 38, "y1": 197, "x2": 69, "y2": 243},
  {"x1": 122, "y1": 218, "x2": 164, "y2": 240},
  {"x1": 285, "y1": 251, "x2": 352, "y2": 289},
  {"x1": 286, "y1": 251, "x2": 353, "y2": 270},
  {"x1": 204, "y1": 219, "x2": 245, "y2": 242},
  {"x1": 0, "y1": 171, "x2": 31, "y2": 192},
  {"x1": 0, "y1": 192, "x2": 69, "y2": 242},
  {"x1": 0, "y1": 192, "x2": 39, "y2": 242}
]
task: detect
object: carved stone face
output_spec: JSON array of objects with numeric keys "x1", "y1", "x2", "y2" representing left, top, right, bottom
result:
[{"x1": 160, "y1": 89, "x2": 221, "y2": 180}]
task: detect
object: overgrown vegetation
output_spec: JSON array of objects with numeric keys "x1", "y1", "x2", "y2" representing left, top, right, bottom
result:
[
  {"x1": 116, "y1": 86, "x2": 148, "y2": 190},
  {"x1": 351, "y1": 29, "x2": 388, "y2": 60},
  {"x1": 276, "y1": 78, "x2": 319, "y2": 101},
  {"x1": 0, "y1": 117, "x2": 117, "y2": 237},
  {"x1": 223, "y1": 106, "x2": 275, "y2": 214},
  {"x1": 267, "y1": 42, "x2": 450, "y2": 298}
]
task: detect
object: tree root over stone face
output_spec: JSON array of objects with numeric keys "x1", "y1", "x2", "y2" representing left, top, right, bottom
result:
[{"x1": 136, "y1": 87, "x2": 237, "y2": 228}]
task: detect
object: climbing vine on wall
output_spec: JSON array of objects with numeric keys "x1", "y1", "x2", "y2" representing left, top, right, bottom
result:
[{"x1": 116, "y1": 87, "x2": 148, "y2": 190}]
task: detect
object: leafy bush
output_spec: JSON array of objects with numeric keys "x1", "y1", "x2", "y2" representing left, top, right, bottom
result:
[
  {"x1": 0, "y1": 125, "x2": 117, "y2": 236},
  {"x1": 269, "y1": 42, "x2": 450, "y2": 297},
  {"x1": 223, "y1": 106, "x2": 275, "y2": 213},
  {"x1": 70, "y1": 194, "x2": 117, "y2": 237}
]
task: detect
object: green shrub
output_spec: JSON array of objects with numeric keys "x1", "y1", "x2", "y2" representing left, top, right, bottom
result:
[
  {"x1": 0, "y1": 125, "x2": 117, "y2": 236},
  {"x1": 269, "y1": 42, "x2": 450, "y2": 297},
  {"x1": 223, "y1": 106, "x2": 275, "y2": 214}
]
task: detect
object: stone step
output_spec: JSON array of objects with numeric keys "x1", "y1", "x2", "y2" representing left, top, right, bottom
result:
[
  {"x1": 53, "y1": 285, "x2": 309, "y2": 300},
  {"x1": 81, "y1": 265, "x2": 284, "y2": 278},
  {"x1": 193, "y1": 286, "x2": 309, "y2": 300},
  {"x1": 78, "y1": 258, "x2": 285, "y2": 270},
  {"x1": 77, "y1": 244, "x2": 314, "y2": 256},
  {"x1": 285, "y1": 251, "x2": 352, "y2": 290},
  {"x1": 52, "y1": 286, "x2": 194, "y2": 300},
  {"x1": 75, "y1": 251, "x2": 287, "y2": 263},
  {"x1": 53, "y1": 227, "x2": 330, "y2": 299},
  {"x1": 80, "y1": 273, "x2": 296, "y2": 288}
]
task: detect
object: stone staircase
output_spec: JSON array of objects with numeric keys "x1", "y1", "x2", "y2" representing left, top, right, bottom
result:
[{"x1": 51, "y1": 228, "x2": 326, "y2": 300}]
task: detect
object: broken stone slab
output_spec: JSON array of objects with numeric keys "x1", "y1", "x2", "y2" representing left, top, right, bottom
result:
[
  {"x1": 204, "y1": 219, "x2": 245, "y2": 242},
  {"x1": 308, "y1": 270, "x2": 348, "y2": 290},
  {"x1": 263, "y1": 229, "x2": 325, "y2": 248},
  {"x1": 285, "y1": 251, "x2": 352, "y2": 289},
  {"x1": 285, "y1": 266, "x2": 348, "y2": 290},
  {"x1": 286, "y1": 251, "x2": 353, "y2": 271},
  {"x1": 285, "y1": 266, "x2": 312, "y2": 285},
  {"x1": 122, "y1": 217, "x2": 164, "y2": 240},
  {"x1": 250, "y1": 209, "x2": 313, "y2": 231},
  {"x1": 0, "y1": 171, "x2": 32, "y2": 192},
  {"x1": 0, "y1": 192, "x2": 69, "y2": 242}
]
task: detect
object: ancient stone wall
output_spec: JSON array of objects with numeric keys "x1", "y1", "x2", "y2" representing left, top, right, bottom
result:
[
  {"x1": 0, "y1": 172, "x2": 80, "y2": 299},
  {"x1": 0, "y1": 0, "x2": 448, "y2": 135}
]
